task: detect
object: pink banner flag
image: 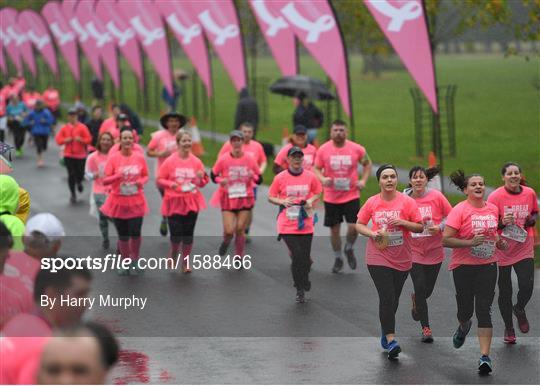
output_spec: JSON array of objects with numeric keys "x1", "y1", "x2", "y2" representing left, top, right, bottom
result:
[
  {"x1": 42, "y1": 1, "x2": 80, "y2": 81},
  {"x1": 6, "y1": 9, "x2": 37, "y2": 76},
  {"x1": 0, "y1": 39, "x2": 6, "y2": 74},
  {"x1": 117, "y1": 0, "x2": 173, "y2": 94},
  {"x1": 95, "y1": 0, "x2": 143, "y2": 87},
  {"x1": 365, "y1": 0, "x2": 438, "y2": 112},
  {"x1": 249, "y1": 0, "x2": 297, "y2": 76},
  {"x1": 62, "y1": 0, "x2": 103, "y2": 79},
  {"x1": 191, "y1": 0, "x2": 247, "y2": 92},
  {"x1": 278, "y1": 1, "x2": 351, "y2": 116},
  {"x1": 19, "y1": 10, "x2": 59, "y2": 75},
  {"x1": 156, "y1": 0, "x2": 212, "y2": 96},
  {"x1": 76, "y1": 0, "x2": 120, "y2": 88},
  {"x1": 0, "y1": 8, "x2": 24, "y2": 74}
]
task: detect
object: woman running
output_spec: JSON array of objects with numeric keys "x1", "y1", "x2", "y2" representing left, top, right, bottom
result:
[
  {"x1": 101, "y1": 128, "x2": 149, "y2": 275},
  {"x1": 487, "y1": 162, "x2": 538, "y2": 344},
  {"x1": 268, "y1": 146, "x2": 322, "y2": 303},
  {"x1": 22, "y1": 100, "x2": 54, "y2": 167},
  {"x1": 443, "y1": 170, "x2": 508, "y2": 374},
  {"x1": 273, "y1": 125, "x2": 317, "y2": 174},
  {"x1": 210, "y1": 130, "x2": 261, "y2": 261},
  {"x1": 405, "y1": 166, "x2": 452, "y2": 342},
  {"x1": 85, "y1": 132, "x2": 114, "y2": 250},
  {"x1": 356, "y1": 164, "x2": 423, "y2": 360},
  {"x1": 157, "y1": 130, "x2": 208, "y2": 273}
]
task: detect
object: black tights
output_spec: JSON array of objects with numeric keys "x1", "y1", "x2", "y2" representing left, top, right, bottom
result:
[
  {"x1": 282, "y1": 234, "x2": 313, "y2": 291},
  {"x1": 168, "y1": 212, "x2": 198, "y2": 244},
  {"x1": 498, "y1": 258, "x2": 534, "y2": 328},
  {"x1": 410, "y1": 262, "x2": 442, "y2": 328},
  {"x1": 64, "y1": 157, "x2": 86, "y2": 197}
]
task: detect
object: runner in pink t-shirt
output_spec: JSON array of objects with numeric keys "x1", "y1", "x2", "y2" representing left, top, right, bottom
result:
[
  {"x1": 269, "y1": 146, "x2": 322, "y2": 303},
  {"x1": 403, "y1": 166, "x2": 453, "y2": 343},
  {"x1": 85, "y1": 132, "x2": 114, "y2": 250},
  {"x1": 101, "y1": 130, "x2": 149, "y2": 274},
  {"x1": 157, "y1": 130, "x2": 208, "y2": 273},
  {"x1": 442, "y1": 170, "x2": 509, "y2": 375},
  {"x1": 487, "y1": 162, "x2": 538, "y2": 343},
  {"x1": 273, "y1": 125, "x2": 317, "y2": 173},
  {"x1": 313, "y1": 120, "x2": 372, "y2": 273},
  {"x1": 147, "y1": 112, "x2": 187, "y2": 237},
  {"x1": 211, "y1": 130, "x2": 261, "y2": 261},
  {"x1": 356, "y1": 164, "x2": 423, "y2": 360}
]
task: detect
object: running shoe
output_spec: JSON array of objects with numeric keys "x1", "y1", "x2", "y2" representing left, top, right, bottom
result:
[
  {"x1": 70, "y1": 195, "x2": 76, "y2": 204},
  {"x1": 304, "y1": 280, "x2": 311, "y2": 292},
  {"x1": 130, "y1": 261, "x2": 144, "y2": 275},
  {"x1": 411, "y1": 293, "x2": 420, "y2": 321},
  {"x1": 102, "y1": 239, "x2": 110, "y2": 250},
  {"x1": 344, "y1": 247, "x2": 357, "y2": 270},
  {"x1": 380, "y1": 335, "x2": 389, "y2": 350},
  {"x1": 331, "y1": 257, "x2": 343, "y2": 273},
  {"x1": 159, "y1": 219, "x2": 168, "y2": 236},
  {"x1": 478, "y1": 355, "x2": 493, "y2": 375},
  {"x1": 513, "y1": 305, "x2": 529, "y2": 333},
  {"x1": 15, "y1": 149, "x2": 23, "y2": 157},
  {"x1": 421, "y1": 327, "x2": 434, "y2": 343},
  {"x1": 387, "y1": 339, "x2": 401, "y2": 359},
  {"x1": 116, "y1": 268, "x2": 129, "y2": 276},
  {"x1": 503, "y1": 327, "x2": 516, "y2": 344},
  {"x1": 77, "y1": 182, "x2": 83, "y2": 193},
  {"x1": 218, "y1": 241, "x2": 229, "y2": 256},
  {"x1": 453, "y1": 319, "x2": 472, "y2": 349},
  {"x1": 182, "y1": 263, "x2": 192, "y2": 274},
  {"x1": 296, "y1": 289, "x2": 305, "y2": 303}
]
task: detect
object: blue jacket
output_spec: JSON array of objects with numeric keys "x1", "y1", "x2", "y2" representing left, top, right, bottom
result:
[{"x1": 23, "y1": 108, "x2": 54, "y2": 136}]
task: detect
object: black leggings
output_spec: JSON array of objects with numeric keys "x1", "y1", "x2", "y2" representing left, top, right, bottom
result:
[
  {"x1": 368, "y1": 265, "x2": 409, "y2": 335},
  {"x1": 410, "y1": 262, "x2": 442, "y2": 328},
  {"x1": 498, "y1": 258, "x2": 534, "y2": 328},
  {"x1": 8, "y1": 120, "x2": 25, "y2": 150},
  {"x1": 64, "y1": 157, "x2": 86, "y2": 196},
  {"x1": 168, "y1": 212, "x2": 198, "y2": 244},
  {"x1": 33, "y1": 134, "x2": 49, "y2": 154},
  {"x1": 281, "y1": 234, "x2": 313, "y2": 291},
  {"x1": 113, "y1": 217, "x2": 143, "y2": 241},
  {"x1": 453, "y1": 263, "x2": 497, "y2": 328}
]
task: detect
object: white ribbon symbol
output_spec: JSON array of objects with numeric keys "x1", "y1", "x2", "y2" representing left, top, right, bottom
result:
[
  {"x1": 130, "y1": 16, "x2": 165, "y2": 46},
  {"x1": 50, "y1": 23, "x2": 75, "y2": 45},
  {"x1": 7, "y1": 27, "x2": 27, "y2": 46},
  {"x1": 86, "y1": 22, "x2": 112, "y2": 47},
  {"x1": 198, "y1": 10, "x2": 239, "y2": 46},
  {"x1": 166, "y1": 14, "x2": 201, "y2": 45},
  {"x1": 106, "y1": 21, "x2": 135, "y2": 47},
  {"x1": 0, "y1": 29, "x2": 11, "y2": 46},
  {"x1": 70, "y1": 18, "x2": 89, "y2": 42},
  {"x1": 252, "y1": 0, "x2": 288, "y2": 37},
  {"x1": 368, "y1": 0, "x2": 422, "y2": 32},
  {"x1": 281, "y1": 3, "x2": 335, "y2": 43},
  {"x1": 27, "y1": 30, "x2": 51, "y2": 49}
]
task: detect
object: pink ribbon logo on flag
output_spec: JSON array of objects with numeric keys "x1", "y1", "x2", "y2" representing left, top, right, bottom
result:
[
  {"x1": 156, "y1": 1, "x2": 213, "y2": 96},
  {"x1": 191, "y1": 0, "x2": 246, "y2": 91},
  {"x1": 280, "y1": 2, "x2": 335, "y2": 43},
  {"x1": 249, "y1": 0, "x2": 297, "y2": 76},
  {"x1": 365, "y1": 0, "x2": 438, "y2": 112},
  {"x1": 0, "y1": 8, "x2": 27, "y2": 75},
  {"x1": 19, "y1": 10, "x2": 59, "y2": 75},
  {"x1": 0, "y1": 39, "x2": 6, "y2": 74},
  {"x1": 117, "y1": 0, "x2": 173, "y2": 94},
  {"x1": 95, "y1": 0, "x2": 143, "y2": 87}
]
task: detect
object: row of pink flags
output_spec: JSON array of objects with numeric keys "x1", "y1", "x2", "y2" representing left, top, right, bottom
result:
[{"x1": 0, "y1": 0, "x2": 438, "y2": 115}]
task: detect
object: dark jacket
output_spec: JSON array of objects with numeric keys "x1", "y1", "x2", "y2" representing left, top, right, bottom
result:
[
  {"x1": 23, "y1": 108, "x2": 54, "y2": 136},
  {"x1": 293, "y1": 102, "x2": 323, "y2": 129},
  {"x1": 86, "y1": 118, "x2": 103, "y2": 147},
  {"x1": 234, "y1": 88, "x2": 259, "y2": 131}
]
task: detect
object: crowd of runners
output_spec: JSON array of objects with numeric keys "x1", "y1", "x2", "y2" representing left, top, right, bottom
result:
[{"x1": 0, "y1": 77, "x2": 538, "y2": 382}]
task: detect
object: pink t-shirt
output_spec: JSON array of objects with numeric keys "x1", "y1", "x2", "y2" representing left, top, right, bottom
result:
[
  {"x1": 104, "y1": 152, "x2": 149, "y2": 197},
  {"x1": 0, "y1": 313, "x2": 51, "y2": 384},
  {"x1": 85, "y1": 151, "x2": 110, "y2": 194},
  {"x1": 269, "y1": 170, "x2": 322, "y2": 234},
  {"x1": 314, "y1": 140, "x2": 367, "y2": 204},
  {"x1": 409, "y1": 189, "x2": 453, "y2": 265},
  {"x1": 487, "y1": 186, "x2": 538, "y2": 266},
  {"x1": 274, "y1": 143, "x2": 317, "y2": 171},
  {"x1": 218, "y1": 140, "x2": 267, "y2": 168},
  {"x1": 99, "y1": 117, "x2": 118, "y2": 138},
  {"x1": 148, "y1": 130, "x2": 179, "y2": 172},
  {"x1": 445, "y1": 201, "x2": 500, "y2": 270},
  {"x1": 357, "y1": 192, "x2": 422, "y2": 271}
]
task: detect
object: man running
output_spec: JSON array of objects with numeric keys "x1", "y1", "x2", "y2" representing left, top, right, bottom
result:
[{"x1": 313, "y1": 119, "x2": 372, "y2": 273}]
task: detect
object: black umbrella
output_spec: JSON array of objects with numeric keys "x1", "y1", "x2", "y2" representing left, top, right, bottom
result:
[{"x1": 269, "y1": 75, "x2": 335, "y2": 101}]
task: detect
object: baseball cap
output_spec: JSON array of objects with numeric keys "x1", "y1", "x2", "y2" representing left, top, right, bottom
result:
[
  {"x1": 287, "y1": 146, "x2": 304, "y2": 157},
  {"x1": 229, "y1": 130, "x2": 244, "y2": 140},
  {"x1": 25, "y1": 213, "x2": 66, "y2": 240},
  {"x1": 67, "y1": 107, "x2": 77, "y2": 115},
  {"x1": 117, "y1": 113, "x2": 129, "y2": 121},
  {"x1": 293, "y1": 125, "x2": 307, "y2": 134}
]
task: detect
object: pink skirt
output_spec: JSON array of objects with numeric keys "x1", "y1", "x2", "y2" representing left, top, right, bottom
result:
[
  {"x1": 161, "y1": 192, "x2": 206, "y2": 216},
  {"x1": 210, "y1": 189, "x2": 255, "y2": 211},
  {"x1": 100, "y1": 193, "x2": 149, "y2": 219}
]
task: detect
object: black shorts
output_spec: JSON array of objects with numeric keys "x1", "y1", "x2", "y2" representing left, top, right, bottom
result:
[{"x1": 323, "y1": 198, "x2": 360, "y2": 227}]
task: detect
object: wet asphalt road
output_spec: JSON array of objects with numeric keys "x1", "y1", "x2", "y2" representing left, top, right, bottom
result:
[{"x1": 10, "y1": 139, "x2": 540, "y2": 384}]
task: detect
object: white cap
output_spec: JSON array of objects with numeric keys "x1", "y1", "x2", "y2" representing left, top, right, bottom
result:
[{"x1": 25, "y1": 213, "x2": 65, "y2": 240}]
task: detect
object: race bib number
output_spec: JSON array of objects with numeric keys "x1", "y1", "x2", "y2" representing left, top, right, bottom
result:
[
  {"x1": 411, "y1": 229, "x2": 432, "y2": 238},
  {"x1": 228, "y1": 183, "x2": 247, "y2": 199},
  {"x1": 333, "y1": 177, "x2": 350, "y2": 191},
  {"x1": 470, "y1": 240, "x2": 496, "y2": 259},
  {"x1": 181, "y1": 183, "x2": 196, "y2": 193},
  {"x1": 286, "y1": 206, "x2": 300, "y2": 220},
  {"x1": 502, "y1": 224, "x2": 527, "y2": 243},
  {"x1": 387, "y1": 231, "x2": 404, "y2": 247},
  {"x1": 120, "y1": 183, "x2": 138, "y2": 196}
]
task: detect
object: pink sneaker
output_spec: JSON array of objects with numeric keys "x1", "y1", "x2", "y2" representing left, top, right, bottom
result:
[{"x1": 504, "y1": 327, "x2": 516, "y2": 344}]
